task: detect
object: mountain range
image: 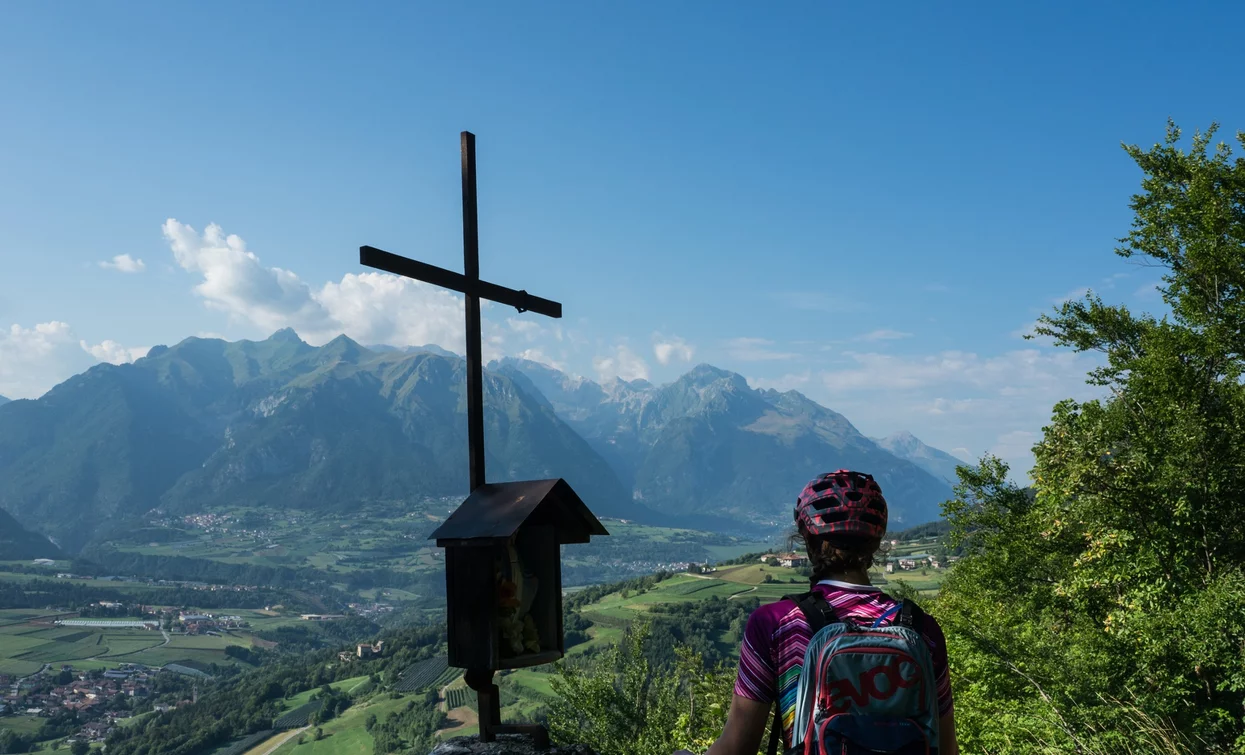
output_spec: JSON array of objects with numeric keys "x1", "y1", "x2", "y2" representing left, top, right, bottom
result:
[
  {"x1": 0, "y1": 330, "x2": 958, "y2": 552},
  {"x1": 0, "y1": 506, "x2": 61, "y2": 559},
  {"x1": 0, "y1": 394, "x2": 10, "y2": 406},
  {"x1": 873, "y1": 431, "x2": 970, "y2": 486},
  {"x1": 492, "y1": 358, "x2": 954, "y2": 527}
]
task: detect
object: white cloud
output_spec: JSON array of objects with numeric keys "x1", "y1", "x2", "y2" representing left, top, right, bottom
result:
[
  {"x1": 990, "y1": 430, "x2": 1041, "y2": 465},
  {"x1": 747, "y1": 371, "x2": 812, "y2": 392},
  {"x1": 653, "y1": 334, "x2": 695, "y2": 366},
  {"x1": 0, "y1": 322, "x2": 145, "y2": 399},
  {"x1": 81, "y1": 340, "x2": 150, "y2": 365},
  {"x1": 593, "y1": 344, "x2": 650, "y2": 382},
  {"x1": 810, "y1": 347, "x2": 1103, "y2": 479},
  {"x1": 1134, "y1": 280, "x2": 1163, "y2": 299},
  {"x1": 929, "y1": 397, "x2": 974, "y2": 415},
  {"x1": 1056, "y1": 286, "x2": 1091, "y2": 304},
  {"x1": 820, "y1": 349, "x2": 1092, "y2": 395},
  {"x1": 514, "y1": 348, "x2": 567, "y2": 372},
  {"x1": 726, "y1": 337, "x2": 799, "y2": 362},
  {"x1": 100, "y1": 254, "x2": 146, "y2": 273},
  {"x1": 507, "y1": 319, "x2": 542, "y2": 341},
  {"x1": 856, "y1": 329, "x2": 913, "y2": 342},
  {"x1": 164, "y1": 219, "x2": 466, "y2": 351}
]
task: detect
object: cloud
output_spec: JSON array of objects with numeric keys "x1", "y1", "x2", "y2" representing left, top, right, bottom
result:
[
  {"x1": 950, "y1": 447, "x2": 973, "y2": 462},
  {"x1": 726, "y1": 337, "x2": 800, "y2": 362},
  {"x1": 821, "y1": 348, "x2": 1092, "y2": 395},
  {"x1": 81, "y1": 340, "x2": 150, "y2": 365},
  {"x1": 507, "y1": 319, "x2": 542, "y2": 341},
  {"x1": 929, "y1": 397, "x2": 974, "y2": 415},
  {"x1": 856, "y1": 329, "x2": 913, "y2": 342},
  {"x1": 0, "y1": 322, "x2": 145, "y2": 399},
  {"x1": 1134, "y1": 280, "x2": 1164, "y2": 299},
  {"x1": 1055, "y1": 286, "x2": 1091, "y2": 304},
  {"x1": 747, "y1": 371, "x2": 812, "y2": 392},
  {"x1": 990, "y1": 430, "x2": 1041, "y2": 464},
  {"x1": 809, "y1": 347, "x2": 1103, "y2": 479},
  {"x1": 593, "y1": 344, "x2": 650, "y2": 382},
  {"x1": 100, "y1": 254, "x2": 146, "y2": 273},
  {"x1": 164, "y1": 219, "x2": 467, "y2": 351},
  {"x1": 514, "y1": 348, "x2": 567, "y2": 372},
  {"x1": 653, "y1": 334, "x2": 695, "y2": 365}
]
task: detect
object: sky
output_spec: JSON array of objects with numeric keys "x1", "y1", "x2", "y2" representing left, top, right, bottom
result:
[{"x1": 2, "y1": 1, "x2": 1243, "y2": 479}]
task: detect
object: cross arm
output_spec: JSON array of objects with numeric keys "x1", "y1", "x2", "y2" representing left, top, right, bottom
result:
[{"x1": 360, "y1": 246, "x2": 562, "y2": 319}]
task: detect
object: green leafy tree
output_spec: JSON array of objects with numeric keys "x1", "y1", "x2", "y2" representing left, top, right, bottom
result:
[
  {"x1": 936, "y1": 122, "x2": 1245, "y2": 754},
  {"x1": 547, "y1": 621, "x2": 743, "y2": 755},
  {"x1": 70, "y1": 741, "x2": 90, "y2": 755}
]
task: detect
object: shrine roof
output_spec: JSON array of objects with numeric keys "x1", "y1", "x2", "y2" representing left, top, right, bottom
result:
[{"x1": 428, "y1": 478, "x2": 608, "y2": 545}]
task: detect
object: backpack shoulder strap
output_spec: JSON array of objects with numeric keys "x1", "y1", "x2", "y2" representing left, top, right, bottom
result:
[
  {"x1": 898, "y1": 598, "x2": 926, "y2": 631},
  {"x1": 767, "y1": 699, "x2": 782, "y2": 755},
  {"x1": 783, "y1": 591, "x2": 837, "y2": 634}
]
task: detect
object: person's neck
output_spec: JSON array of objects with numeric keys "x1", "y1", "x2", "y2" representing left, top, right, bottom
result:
[{"x1": 821, "y1": 570, "x2": 871, "y2": 586}]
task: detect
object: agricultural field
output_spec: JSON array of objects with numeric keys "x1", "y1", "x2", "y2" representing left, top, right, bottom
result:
[
  {"x1": 0, "y1": 611, "x2": 273, "y2": 674},
  {"x1": 392, "y1": 655, "x2": 455, "y2": 693}
]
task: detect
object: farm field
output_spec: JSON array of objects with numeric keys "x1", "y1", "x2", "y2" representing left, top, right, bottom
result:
[{"x1": 0, "y1": 611, "x2": 270, "y2": 674}]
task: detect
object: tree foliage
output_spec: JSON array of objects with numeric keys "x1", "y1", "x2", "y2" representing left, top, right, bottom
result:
[
  {"x1": 936, "y1": 122, "x2": 1245, "y2": 753},
  {"x1": 547, "y1": 621, "x2": 738, "y2": 755}
]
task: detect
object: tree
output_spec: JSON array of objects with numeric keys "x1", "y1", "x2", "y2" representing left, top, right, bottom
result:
[
  {"x1": 313, "y1": 727, "x2": 324, "y2": 741},
  {"x1": 70, "y1": 741, "x2": 90, "y2": 755},
  {"x1": 547, "y1": 621, "x2": 746, "y2": 755},
  {"x1": 935, "y1": 122, "x2": 1245, "y2": 753}
]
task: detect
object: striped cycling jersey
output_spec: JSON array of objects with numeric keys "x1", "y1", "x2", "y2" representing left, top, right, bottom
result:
[{"x1": 733, "y1": 580, "x2": 953, "y2": 749}]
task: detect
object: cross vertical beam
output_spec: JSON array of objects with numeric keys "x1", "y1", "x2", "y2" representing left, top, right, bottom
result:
[
  {"x1": 461, "y1": 132, "x2": 486, "y2": 493},
  {"x1": 355, "y1": 131, "x2": 564, "y2": 747}
]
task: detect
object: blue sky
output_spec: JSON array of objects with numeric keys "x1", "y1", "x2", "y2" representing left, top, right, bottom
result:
[{"x1": 2, "y1": 1, "x2": 1243, "y2": 477}]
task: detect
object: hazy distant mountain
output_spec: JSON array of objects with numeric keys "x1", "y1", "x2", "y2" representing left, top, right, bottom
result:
[
  {"x1": 369, "y1": 343, "x2": 460, "y2": 359},
  {"x1": 0, "y1": 330, "x2": 642, "y2": 552},
  {"x1": 873, "y1": 431, "x2": 970, "y2": 486},
  {"x1": 494, "y1": 359, "x2": 954, "y2": 527},
  {"x1": 0, "y1": 506, "x2": 61, "y2": 559},
  {"x1": 0, "y1": 394, "x2": 9, "y2": 406}
]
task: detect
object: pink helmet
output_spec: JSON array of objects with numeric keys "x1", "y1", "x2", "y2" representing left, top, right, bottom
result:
[{"x1": 794, "y1": 470, "x2": 888, "y2": 540}]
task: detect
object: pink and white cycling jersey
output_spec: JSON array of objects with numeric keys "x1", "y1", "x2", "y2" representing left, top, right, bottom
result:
[{"x1": 733, "y1": 580, "x2": 953, "y2": 749}]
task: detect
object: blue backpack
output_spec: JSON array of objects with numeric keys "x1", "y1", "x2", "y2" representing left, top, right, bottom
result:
[{"x1": 768, "y1": 592, "x2": 941, "y2": 755}]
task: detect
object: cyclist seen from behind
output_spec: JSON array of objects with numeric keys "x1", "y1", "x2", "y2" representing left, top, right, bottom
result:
[{"x1": 702, "y1": 470, "x2": 958, "y2": 755}]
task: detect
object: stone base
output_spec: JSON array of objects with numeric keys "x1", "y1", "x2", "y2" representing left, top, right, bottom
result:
[{"x1": 431, "y1": 734, "x2": 595, "y2": 755}]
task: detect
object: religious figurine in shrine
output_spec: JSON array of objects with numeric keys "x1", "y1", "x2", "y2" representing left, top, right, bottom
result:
[{"x1": 496, "y1": 537, "x2": 541, "y2": 658}]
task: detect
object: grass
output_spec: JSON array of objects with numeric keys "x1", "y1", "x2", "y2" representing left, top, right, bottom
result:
[
  {"x1": 269, "y1": 692, "x2": 413, "y2": 755},
  {"x1": 0, "y1": 657, "x2": 42, "y2": 675},
  {"x1": 0, "y1": 715, "x2": 44, "y2": 734},
  {"x1": 280, "y1": 676, "x2": 371, "y2": 711},
  {"x1": 502, "y1": 669, "x2": 555, "y2": 698}
]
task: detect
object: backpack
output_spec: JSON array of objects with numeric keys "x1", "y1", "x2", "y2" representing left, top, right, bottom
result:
[{"x1": 767, "y1": 592, "x2": 941, "y2": 755}]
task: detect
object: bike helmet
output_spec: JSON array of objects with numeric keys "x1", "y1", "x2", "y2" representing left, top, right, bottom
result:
[{"x1": 794, "y1": 469, "x2": 888, "y2": 540}]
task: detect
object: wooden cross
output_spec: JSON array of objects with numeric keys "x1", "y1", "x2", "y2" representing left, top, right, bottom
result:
[
  {"x1": 358, "y1": 132, "x2": 561, "y2": 746},
  {"x1": 359, "y1": 131, "x2": 563, "y2": 494}
]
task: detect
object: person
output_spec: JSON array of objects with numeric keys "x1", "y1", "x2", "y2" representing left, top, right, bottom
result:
[{"x1": 702, "y1": 470, "x2": 958, "y2": 755}]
